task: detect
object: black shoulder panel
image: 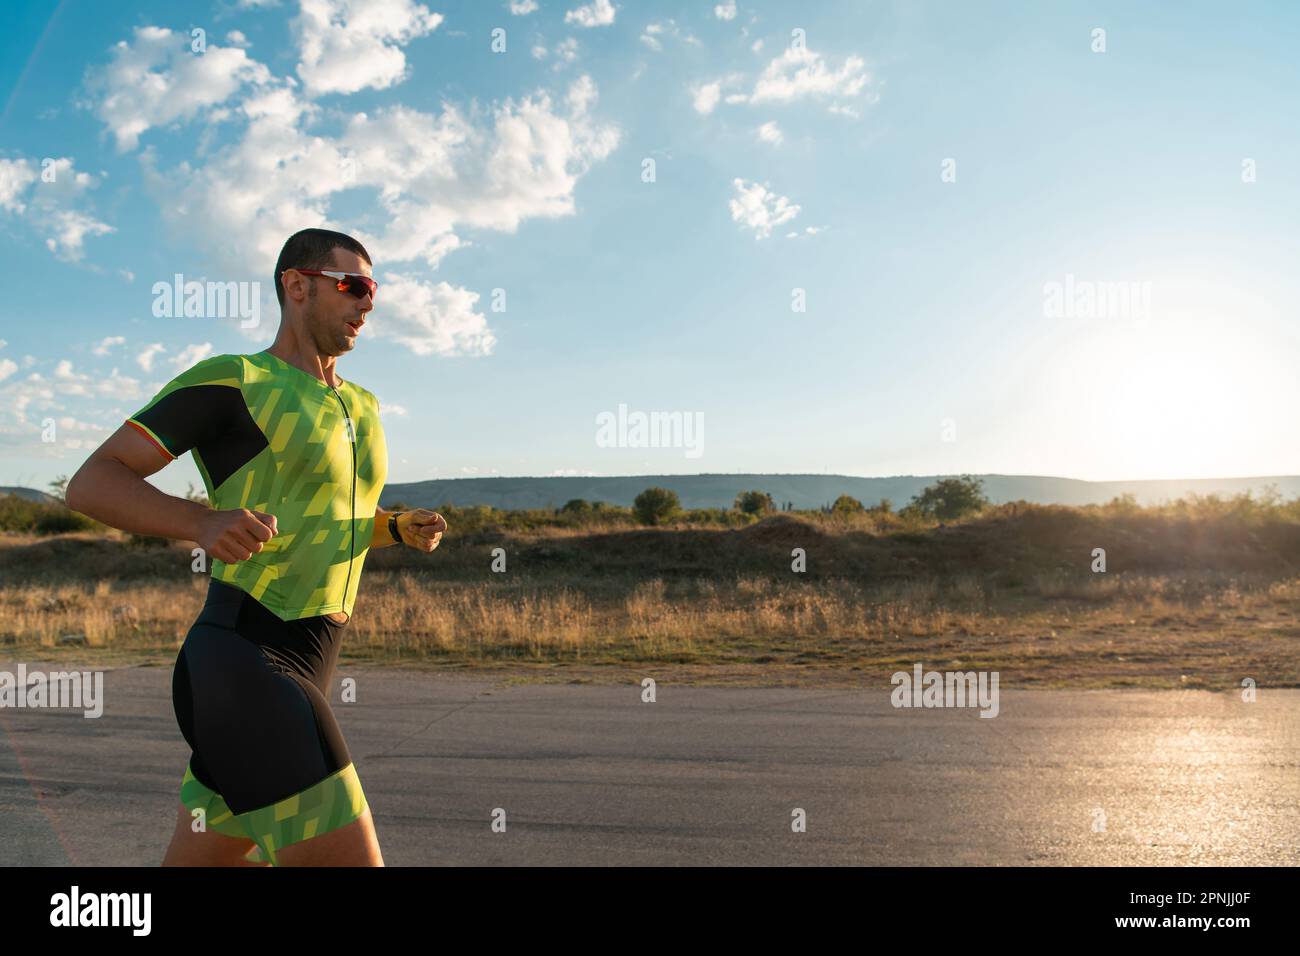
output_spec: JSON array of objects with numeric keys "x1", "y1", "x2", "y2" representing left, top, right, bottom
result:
[{"x1": 133, "y1": 384, "x2": 268, "y2": 490}]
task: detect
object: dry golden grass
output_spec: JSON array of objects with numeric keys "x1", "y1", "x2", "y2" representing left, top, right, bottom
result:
[
  {"x1": 3, "y1": 561, "x2": 1297, "y2": 688},
  {"x1": 3, "y1": 497, "x2": 1300, "y2": 688},
  {"x1": 0, "y1": 575, "x2": 209, "y2": 649}
]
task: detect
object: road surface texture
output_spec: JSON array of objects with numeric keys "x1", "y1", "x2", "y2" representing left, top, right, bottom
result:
[{"x1": 1, "y1": 659, "x2": 1295, "y2": 865}]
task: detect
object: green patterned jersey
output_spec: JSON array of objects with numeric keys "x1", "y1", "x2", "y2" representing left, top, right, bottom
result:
[{"x1": 126, "y1": 351, "x2": 387, "y2": 621}]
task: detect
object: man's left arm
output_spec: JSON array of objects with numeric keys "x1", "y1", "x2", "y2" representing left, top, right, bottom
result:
[{"x1": 370, "y1": 506, "x2": 448, "y2": 552}]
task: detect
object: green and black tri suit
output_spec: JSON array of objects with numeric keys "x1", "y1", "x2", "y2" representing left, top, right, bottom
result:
[{"x1": 126, "y1": 350, "x2": 388, "y2": 864}]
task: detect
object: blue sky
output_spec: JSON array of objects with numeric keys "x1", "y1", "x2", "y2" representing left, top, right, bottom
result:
[{"x1": 1, "y1": 0, "x2": 1298, "y2": 498}]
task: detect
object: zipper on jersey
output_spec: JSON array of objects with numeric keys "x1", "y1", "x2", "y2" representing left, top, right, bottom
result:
[{"x1": 329, "y1": 383, "x2": 357, "y2": 614}]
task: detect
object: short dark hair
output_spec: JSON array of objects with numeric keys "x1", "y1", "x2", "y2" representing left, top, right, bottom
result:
[{"x1": 274, "y1": 228, "x2": 372, "y2": 309}]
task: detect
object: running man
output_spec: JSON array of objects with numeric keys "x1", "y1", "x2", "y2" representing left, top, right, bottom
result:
[{"x1": 65, "y1": 228, "x2": 447, "y2": 866}]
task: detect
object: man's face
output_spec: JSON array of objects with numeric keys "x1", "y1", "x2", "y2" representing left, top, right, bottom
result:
[{"x1": 301, "y1": 248, "x2": 373, "y2": 356}]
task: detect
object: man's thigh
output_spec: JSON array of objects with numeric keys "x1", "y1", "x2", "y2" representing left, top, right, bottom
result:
[
  {"x1": 274, "y1": 808, "x2": 384, "y2": 867},
  {"x1": 162, "y1": 801, "x2": 266, "y2": 867}
]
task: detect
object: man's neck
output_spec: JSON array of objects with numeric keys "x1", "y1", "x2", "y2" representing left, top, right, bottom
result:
[{"x1": 263, "y1": 343, "x2": 342, "y2": 388}]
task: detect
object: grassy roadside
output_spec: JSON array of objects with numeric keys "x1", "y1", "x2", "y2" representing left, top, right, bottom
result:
[{"x1": 2, "y1": 497, "x2": 1299, "y2": 689}]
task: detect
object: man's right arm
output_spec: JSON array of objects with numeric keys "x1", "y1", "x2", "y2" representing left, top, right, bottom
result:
[
  {"x1": 65, "y1": 425, "x2": 276, "y2": 562},
  {"x1": 66, "y1": 424, "x2": 209, "y2": 541}
]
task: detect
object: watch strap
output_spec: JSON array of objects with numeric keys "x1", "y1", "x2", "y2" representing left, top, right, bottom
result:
[{"x1": 388, "y1": 512, "x2": 404, "y2": 544}]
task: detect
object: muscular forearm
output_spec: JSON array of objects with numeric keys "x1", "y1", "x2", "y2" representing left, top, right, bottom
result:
[{"x1": 66, "y1": 458, "x2": 210, "y2": 543}]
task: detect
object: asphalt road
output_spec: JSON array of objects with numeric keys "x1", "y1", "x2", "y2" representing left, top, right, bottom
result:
[{"x1": 1, "y1": 659, "x2": 1296, "y2": 865}]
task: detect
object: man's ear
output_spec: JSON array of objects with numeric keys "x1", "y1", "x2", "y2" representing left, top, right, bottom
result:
[{"x1": 281, "y1": 269, "x2": 306, "y2": 303}]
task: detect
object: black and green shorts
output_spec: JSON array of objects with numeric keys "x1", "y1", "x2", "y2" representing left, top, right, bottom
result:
[{"x1": 172, "y1": 578, "x2": 368, "y2": 865}]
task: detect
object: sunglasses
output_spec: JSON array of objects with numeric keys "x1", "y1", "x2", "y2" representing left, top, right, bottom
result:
[{"x1": 286, "y1": 268, "x2": 378, "y2": 300}]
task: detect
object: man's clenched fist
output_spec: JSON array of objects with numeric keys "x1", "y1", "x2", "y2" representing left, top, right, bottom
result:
[
  {"x1": 396, "y1": 510, "x2": 447, "y2": 552},
  {"x1": 198, "y1": 508, "x2": 278, "y2": 563}
]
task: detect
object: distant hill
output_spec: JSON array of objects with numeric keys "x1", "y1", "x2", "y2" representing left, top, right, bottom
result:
[
  {"x1": 380, "y1": 474, "x2": 1300, "y2": 511},
  {"x1": 11, "y1": 473, "x2": 1296, "y2": 514},
  {"x1": 0, "y1": 487, "x2": 61, "y2": 506}
]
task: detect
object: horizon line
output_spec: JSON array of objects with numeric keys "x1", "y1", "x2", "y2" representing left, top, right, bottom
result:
[{"x1": 384, "y1": 472, "x2": 1300, "y2": 485}]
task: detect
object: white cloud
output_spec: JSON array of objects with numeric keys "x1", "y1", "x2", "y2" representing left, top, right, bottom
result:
[
  {"x1": 39, "y1": 158, "x2": 98, "y2": 196},
  {"x1": 729, "y1": 178, "x2": 799, "y2": 239},
  {"x1": 828, "y1": 102, "x2": 861, "y2": 119},
  {"x1": 714, "y1": 1, "x2": 737, "y2": 20},
  {"x1": 89, "y1": 24, "x2": 617, "y2": 359},
  {"x1": 695, "y1": 46, "x2": 875, "y2": 119},
  {"x1": 755, "y1": 120, "x2": 782, "y2": 145},
  {"x1": 0, "y1": 156, "x2": 113, "y2": 260},
  {"x1": 96, "y1": 374, "x2": 143, "y2": 400},
  {"x1": 554, "y1": 36, "x2": 579, "y2": 64},
  {"x1": 745, "y1": 45, "x2": 871, "y2": 105},
  {"x1": 293, "y1": 0, "x2": 443, "y2": 97},
  {"x1": 379, "y1": 401, "x2": 408, "y2": 416},
  {"x1": 86, "y1": 25, "x2": 273, "y2": 152},
  {"x1": 92, "y1": 336, "x2": 126, "y2": 356},
  {"x1": 137, "y1": 343, "x2": 165, "y2": 372},
  {"x1": 751, "y1": 39, "x2": 763, "y2": 54},
  {"x1": 138, "y1": 90, "x2": 343, "y2": 285},
  {"x1": 6, "y1": 375, "x2": 54, "y2": 427},
  {"x1": 0, "y1": 362, "x2": 120, "y2": 448},
  {"x1": 0, "y1": 158, "x2": 38, "y2": 213},
  {"x1": 56, "y1": 416, "x2": 109, "y2": 434},
  {"x1": 641, "y1": 20, "x2": 699, "y2": 52},
  {"x1": 691, "y1": 81, "x2": 722, "y2": 114},
  {"x1": 565, "y1": 0, "x2": 615, "y2": 28},
  {"x1": 526, "y1": 38, "x2": 576, "y2": 67},
  {"x1": 43, "y1": 210, "x2": 114, "y2": 261},
  {"x1": 31, "y1": 359, "x2": 145, "y2": 402},
  {"x1": 238, "y1": 0, "x2": 281, "y2": 7},
  {"x1": 120, "y1": 269, "x2": 135, "y2": 282},
  {"x1": 141, "y1": 73, "x2": 618, "y2": 289},
  {"x1": 510, "y1": 0, "x2": 539, "y2": 13},
  {"x1": 172, "y1": 342, "x2": 214, "y2": 370},
  {"x1": 378, "y1": 273, "x2": 496, "y2": 357}
]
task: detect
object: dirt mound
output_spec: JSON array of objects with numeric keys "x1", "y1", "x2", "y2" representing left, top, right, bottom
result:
[
  {"x1": 0, "y1": 532, "x2": 187, "y2": 582},
  {"x1": 738, "y1": 514, "x2": 831, "y2": 547}
]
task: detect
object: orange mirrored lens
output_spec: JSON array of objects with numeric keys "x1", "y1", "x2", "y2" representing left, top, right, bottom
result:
[{"x1": 338, "y1": 275, "x2": 377, "y2": 299}]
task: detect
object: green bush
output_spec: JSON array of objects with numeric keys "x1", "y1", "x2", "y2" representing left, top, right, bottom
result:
[
  {"x1": 35, "y1": 508, "x2": 98, "y2": 534},
  {"x1": 0, "y1": 495, "x2": 40, "y2": 532},
  {"x1": 905, "y1": 475, "x2": 989, "y2": 521},
  {"x1": 634, "y1": 487, "x2": 681, "y2": 526},
  {"x1": 735, "y1": 490, "x2": 776, "y2": 515},
  {"x1": 0, "y1": 495, "x2": 99, "y2": 534}
]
